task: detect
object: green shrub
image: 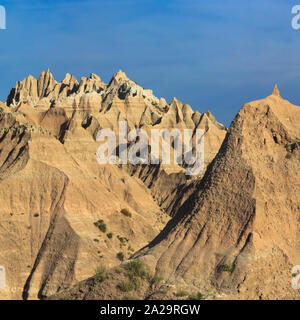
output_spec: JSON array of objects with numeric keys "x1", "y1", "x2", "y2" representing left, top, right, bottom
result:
[
  {"x1": 117, "y1": 235, "x2": 128, "y2": 248},
  {"x1": 117, "y1": 252, "x2": 124, "y2": 261},
  {"x1": 117, "y1": 259, "x2": 152, "y2": 293},
  {"x1": 126, "y1": 259, "x2": 147, "y2": 278},
  {"x1": 196, "y1": 292, "x2": 203, "y2": 300},
  {"x1": 150, "y1": 274, "x2": 164, "y2": 285},
  {"x1": 34, "y1": 213, "x2": 39, "y2": 217},
  {"x1": 161, "y1": 285, "x2": 169, "y2": 294},
  {"x1": 128, "y1": 245, "x2": 134, "y2": 251},
  {"x1": 189, "y1": 292, "x2": 203, "y2": 300},
  {"x1": 223, "y1": 262, "x2": 235, "y2": 272},
  {"x1": 119, "y1": 280, "x2": 134, "y2": 292},
  {"x1": 94, "y1": 265, "x2": 106, "y2": 283},
  {"x1": 120, "y1": 208, "x2": 132, "y2": 218},
  {"x1": 176, "y1": 290, "x2": 188, "y2": 297},
  {"x1": 107, "y1": 233, "x2": 113, "y2": 239},
  {"x1": 94, "y1": 219, "x2": 107, "y2": 233}
]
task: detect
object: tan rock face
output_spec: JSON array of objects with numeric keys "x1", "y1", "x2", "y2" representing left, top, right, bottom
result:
[
  {"x1": 0, "y1": 70, "x2": 226, "y2": 300},
  {"x1": 132, "y1": 91, "x2": 300, "y2": 300},
  {"x1": 6, "y1": 69, "x2": 227, "y2": 212},
  {"x1": 53, "y1": 88, "x2": 300, "y2": 301},
  {"x1": 0, "y1": 109, "x2": 168, "y2": 300}
]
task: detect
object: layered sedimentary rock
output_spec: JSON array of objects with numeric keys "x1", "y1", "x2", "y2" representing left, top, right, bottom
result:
[
  {"x1": 6, "y1": 69, "x2": 227, "y2": 214},
  {"x1": 0, "y1": 69, "x2": 226, "y2": 299},
  {"x1": 55, "y1": 87, "x2": 300, "y2": 300},
  {"x1": 134, "y1": 87, "x2": 300, "y2": 300}
]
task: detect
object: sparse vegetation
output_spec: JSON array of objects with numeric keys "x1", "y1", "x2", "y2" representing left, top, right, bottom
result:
[
  {"x1": 176, "y1": 290, "x2": 188, "y2": 297},
  {"x1": 161, "y1": 285, "x2": 170, "y2": 294},
  {"x1": 150, "y1": 274, "x2": 164, "y2": 285},
  {"x1": 94, "y1": 219, "x2": 107, "y2": 233},
  {"x1": 120, "y1": 208, "x2": 132, "y2": 218},
  {"x1": 117, "y1": 259, "x2": 152, "y2": 293},
  {"x1": 127, "y1": 245, "x2": 134, "y2": 256},
  {"x1": 189, "y1": 292, "x2": 204, "y2": 300},
  {"x1": 223, "y1": 262, "x2": 235, "y2": 272},
  {"x1": 126, "y1": 259, "x2": 148, "y2": 278},
  {"x1": 117, "y1": 252, "x2": 124, "y2": 261},
  {"x1": 94, "y1": 265, "x2": 106, "y2": 283},
  {"x1": 119, "y1": 280, "x2": 134, "y2": 292},
  {"x1": 155, "y1": 210, "x2": 168, "y2": 224},
  {"x1": 117, "y1": 235, "x2": 129, "y2": 249},
  {"x1": 107, "y1": 232, "x2": 113, "y2": 239},
  {"x1": 93, "y1": 238, "x2": 99, "y2": 242}
]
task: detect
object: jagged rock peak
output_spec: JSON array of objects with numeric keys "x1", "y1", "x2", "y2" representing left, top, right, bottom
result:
[
  {"x1": 37, "y1": 68, "x2": 57, "y2": 97},
  {"x1": 130, "y1": 93, "x2": 300, "y2": 300},
  {"x1": 272, "y1": 84, "x2": 280, "y2": 97},
  {"x1": 170, "y1": 97, "x2": 180, "y2": 105},
  {"x1": 113, "y1": 69, "x2": 129, "y2": 82},
  {"x1": 62, "y1": 73, "x2": 78, "y2": 84},
  {"x1": 89, "y1": 73, "x2": 101, "y2": 81},
  {"x1": 107, "y1": 69, "x2": 130, "y2": 87},
  {"x1": 202, "y1": 109, "x2": 217, "y2": 123}
]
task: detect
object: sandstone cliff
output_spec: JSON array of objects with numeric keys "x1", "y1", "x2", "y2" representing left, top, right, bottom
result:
[
  {"x1": 0, "y1": 70, "x2": 226, "y2": 299},
  {"x1": 53, "y1": 87, "x2": 300, "y2": 300}
]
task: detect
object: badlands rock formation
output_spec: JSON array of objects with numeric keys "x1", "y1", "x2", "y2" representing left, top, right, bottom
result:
[
  {"x1": 135, "y1": 87, "x2": 300, "y2": 300},
  {"x1": 6, "y1": 69, "x2": 226, "y2": 215},
  {"x1": 0, "y1": 70, "x2": 226, "y2": 299},
  {"x1": 54, "y1": 86, "x2": 300, "y2": 300}
]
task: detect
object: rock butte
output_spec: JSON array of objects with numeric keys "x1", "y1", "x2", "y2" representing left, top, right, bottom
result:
[
  {"x1": 50, "y1": 85, "x2": 300, "y2": 300},
  {"x1": 2, "y1": 72, "x2": 299, "y2": 300},
  {"x1": 0, "y1": 69, "x2": 226, "y2": 299}
]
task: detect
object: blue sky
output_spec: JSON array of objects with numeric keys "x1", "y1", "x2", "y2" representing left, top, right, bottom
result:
[{"x1": 0, "y1": 0, "x2": 300, "y2": 126}]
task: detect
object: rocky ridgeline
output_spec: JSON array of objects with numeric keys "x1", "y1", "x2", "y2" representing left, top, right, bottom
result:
[
  {"x1": 0, "y1": 69, "x2": 227, "y2": 300},
  {"x1": 5, "y1": 69, "x2": 226, "y2": 130},
  {"x1": 51, "y1": 86, "x2": 300, "y2": 300}
]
